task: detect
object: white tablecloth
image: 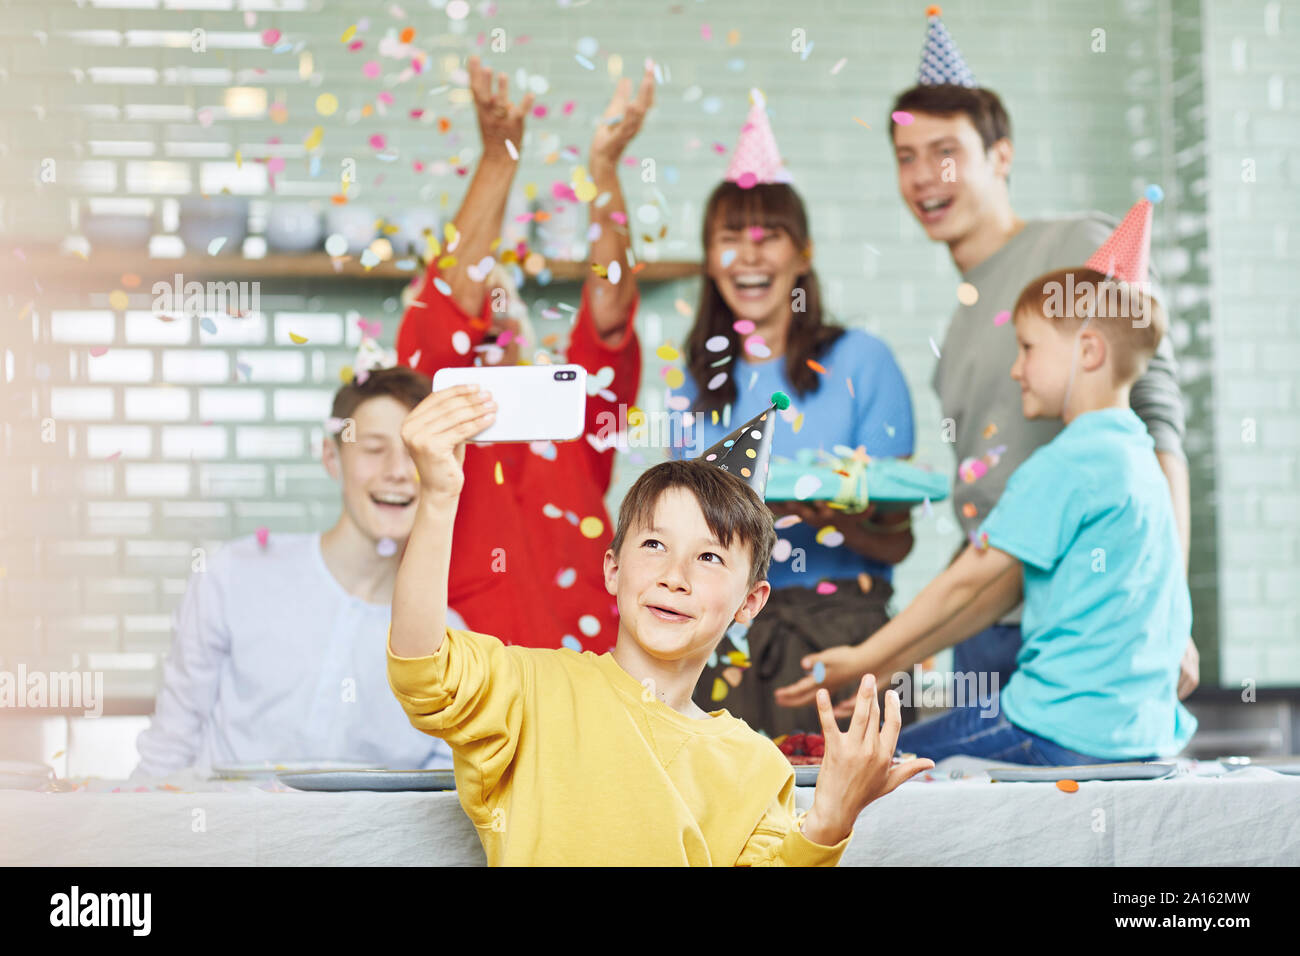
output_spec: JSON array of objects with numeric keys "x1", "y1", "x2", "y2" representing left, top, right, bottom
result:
[{"x1": 4, "y1": 758, "x2": 1297, "y2": 866}]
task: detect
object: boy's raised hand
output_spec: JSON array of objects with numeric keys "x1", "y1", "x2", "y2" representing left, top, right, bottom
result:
[
  {"x1": 468, "y1": 55, "x2": 535, "y2": 160},
  {"x1": 399, "y1": 385, "x2": 496, "y2": 503},
  {"x1": 800, "y1": 677, "x2": 934, "y2": 847}
]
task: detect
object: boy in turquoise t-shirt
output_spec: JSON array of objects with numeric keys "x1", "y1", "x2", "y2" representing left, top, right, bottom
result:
[{"x1": 774, "y1": 265, "x2": 1196, "y2": 764}]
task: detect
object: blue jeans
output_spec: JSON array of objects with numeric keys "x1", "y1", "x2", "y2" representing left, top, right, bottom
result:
[
  {"x1": 896, "y1": 700, "x2": 1114, "y2": 765},
  {"x1": 952, "y1": 623, "x2": 1022, "y2": 699}
]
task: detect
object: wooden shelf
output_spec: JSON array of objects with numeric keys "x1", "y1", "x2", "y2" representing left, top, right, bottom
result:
[{"x1": 1, "y1": 249, "x2": 701, "y2": 286}]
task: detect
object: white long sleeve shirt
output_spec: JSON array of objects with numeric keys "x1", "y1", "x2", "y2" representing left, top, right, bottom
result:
[{"x1": 133, "y1": 531, "x2": 458, "y2": 777}]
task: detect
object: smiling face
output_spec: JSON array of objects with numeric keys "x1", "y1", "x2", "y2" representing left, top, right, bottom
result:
[
  {"x1": 604, "y1": 486, "x2": 770, "y2": 666},
  {"x1": 1010, "y1": 310, "x2": 1079, "y2": 420},
  {"x1": 323, "y1": 395, "x2": 421, "y2": 542},
  {"x1": 705, "y1": 221, "x2": 810, "y2": 333},
  {"x1": 893, "y1": 111, "x2": 1012, "y2": 245}
]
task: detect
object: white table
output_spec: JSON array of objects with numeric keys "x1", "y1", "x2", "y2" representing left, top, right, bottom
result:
[{"x1": 4, "y1": 759, "x2": 1297, "y2": 866}]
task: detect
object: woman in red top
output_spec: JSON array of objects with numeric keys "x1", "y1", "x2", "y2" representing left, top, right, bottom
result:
[{"x1": 396, "y1": 56, "x2": 654, "y2": 652}]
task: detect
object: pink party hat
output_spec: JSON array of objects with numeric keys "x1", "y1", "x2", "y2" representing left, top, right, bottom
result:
[
  {"x1": 1086, "y1": 187, "x2": 1162, "y2": 285},
  {"x1": 724, "y1": 89, "x2": 792, "y2": 189}
]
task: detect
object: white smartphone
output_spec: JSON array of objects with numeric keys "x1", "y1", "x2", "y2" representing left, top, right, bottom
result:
[{"x1": 431, "y1": 364, "x2": 588, "y2": 444}]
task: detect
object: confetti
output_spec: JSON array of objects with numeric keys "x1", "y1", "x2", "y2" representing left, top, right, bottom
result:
[
  {"x1": 812, "y1": 660, "x2": 827, "y2": 682},
  {"x1": 1144, "y1": 184, "x2": 1164, "y2": 203},
  {"x1": 200, "y1": 317, "x2": 218, "y2": 334},
  {"x1": 814, "y1": 582, "x2": 837, "y2": 596},
  {"x1": 451, "y1": 331, "x2": 471, "y2": 355},
  {"x1": 108, "y1": 290, "x2": 129, "y2": 311},
  {"x1": 505, "y1": 138, "x2": 519, "y2": 161},
  {"x1": 377, "y1": 537, "x2": 397, "y2": 557},
  {"x1": 578, "y1": 615, "x2": 600, "y2": 637},
  {"x1": 579, "y1": 516, "x2": 604, "y2": 539},
  {"x1": 255, "y1": 526, "x2": 270, "y2": 548},
  {"x1": 707, "y1": 372, "x2": 728, "y2": 390},
  {"x1": 891, "y1": 110, "x2": 914, "y2": 125},
  {"x1": 207, "y1": 237, "x2": 227, "y2": 255},
  {"x1": 655, "y1": 343, "x2": 680, "y2": 362},
  {"x1": 994, "y1": 310, "x2": 1011, "y2": 326},
  {"x1": 289, "y1": 332, "x2": 308, "y2": 344},
  {"x1": 705, "y1": 334, "x2": 729, "y2": 352},
  {"x1": 607, "y1": 260, "x2": 621, "y2": 284},
  {"x1": 794, "y1": 475, "x2": 822, "y2": 499},
  {"x1": 1056, "y1": 780, "x2": 1079, "y2": 793},
  {"x1": 744, "y1": 335, "x2": 770, "y2": 359},
  {"x1": 956, "y1": 282, "x2": 979, "y2": 306},
  {"x1": 733, "y1": 319, "x2": 756, "y2": 335},
  {"x1": 561, "y1": 635, "x2": 583, "y2": 652},
  {"x1": 806, "y1": 359, "x2": 828, "y2": 375},
  {"x1": 722, "y1": 666, "x2": 744, "y2": 688},
  {"x1": 846, "y1": 377, "x2": 855, "y2": 399},
  {"x1": 962, "y1": 502, "x2": 977, "y2": 518},
  {"x1": 983, "y1": 422, "x2": 998, "y2": 439},
  {"x1": 816, "y1": 527, "x2": 844, "y2": 548},
  {"x1": 664, "y1": 367, "x2": 684, "y2": 389},
  {"x1": 556, "y1": 568, "x2": 577, "y2": 588},
  {"x1": 928, "y1": 336, "x2": 941, "y2": 358},
  {"x1": 711, "y1": 678, "x2": 728, "y2": 702},
  {"x1": 494, "y1": 461, "x2": 504, "y2": 484},
  {"x1": 316, "y1": 93, "x2": 338, "y2": 116},
  {"x1": 831, "y1": 57, "x2": 847, "y2": 75},
  {"x1": 774, "y1": 514, "x2": 801, "y2": 530}
]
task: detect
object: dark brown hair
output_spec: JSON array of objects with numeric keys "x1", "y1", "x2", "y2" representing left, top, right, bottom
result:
[
  {"x1": 1013, "y1": 267, "x2": 1166, "y2": 384},
  {"x1": 329, "y1": 365, "x2": 432, "y2": 440},
  {"x1": 888, "y1": 84, "x2": 1013, "y2": 151},
  {"x1": 685, "y1": 181, "x2": 845, "y2": 413},
  {"x1": 609, "y1": 460, "x2": 776, "y2": 589}
]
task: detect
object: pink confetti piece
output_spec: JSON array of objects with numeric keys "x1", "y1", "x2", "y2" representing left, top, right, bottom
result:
[
  {"x1": 994, "y1": 310, "x2": 1011, "y2": 326},
  {"x1": 815, "y1": 581, "x2": 838, "y2": 595},
  {"x1": 891, "y1": 110, "x2": 914, "y2": 125},
  {"x1": 256, "y1": 526, "x2": 269, "y2": 549},
  {"x1": 610, "y1": 210, "x2": 627, "y2": 225},
  {"x1": 562, "y1": 100, "x2": 575, "y2": 115},
  {"x1": 363, "y1": 60, "x2": 381, "y2": 78},
  {"x1": 89, "y1": 346, "x2": 109, "y2": 357},
  {"x1": 369, "y1": 133, "x2": 387, "y2": 150},
  {"x1": 262, "y1": 29, "x2": 281, "y2": 46}
]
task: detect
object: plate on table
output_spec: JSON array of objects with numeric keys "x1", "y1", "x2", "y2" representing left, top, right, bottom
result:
[
  {"x1": 275, "y1": 769, "x2": 457, "y2": 792},
  {"x1": 1219, "y1": 756, "x2": 1300, "y2": 776},
  {"x1": 986, "y1": 761, "x2": 1177, "y2": 783},
  {"x1": 793, "y1": 764, "x2": 819, "y2": 787},
  {"x1": 0, "y1": 761, "x2": 55, "y2": 790},
  {"x1": 210, "y1": 760, "x2": 382, "y2": 781}
]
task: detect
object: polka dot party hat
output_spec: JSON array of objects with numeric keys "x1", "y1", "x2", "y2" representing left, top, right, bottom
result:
[
  {"x1": 724, "y1": 89, "x2": 793, "y2": 189},
  {"x1": 699, "y1": 392, "x2": 790, "y2": 497},
  {"x1": 917, "y1": 6, "x2": 977, "y2": 88},
  {"x1": 1085, "y1": 186, "x2": 1162, "y2": 285}
]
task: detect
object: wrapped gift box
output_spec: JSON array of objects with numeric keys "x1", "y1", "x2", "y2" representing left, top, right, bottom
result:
[{"x1": 765, "y1": 447, "x2": 950, "y2": 512}]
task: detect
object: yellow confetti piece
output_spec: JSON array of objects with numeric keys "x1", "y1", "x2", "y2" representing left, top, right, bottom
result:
[
  {"x1": 437, "y1": 255, "x2": 457, "y2": 269},
  {"x1": 664, "y1": 368, "x2": 684, "y2": 389},
  {"x1": 304, "y1": 126, "x2": 324, "y2": 151},
  {"x1": 655, "y1": 343, "x2": 680, "y2": 361},
  {"x1": 574, "y1": 180, "x2": 598, "y2": 203},
  {"x1": 235, "y1": 149, "x2": 242, "y2": 168},
  {"x1": 726, "y1": 28, "x2": 740, "y2": 44},
  {"x1": 852, "y1": 116, "x2": 872, "y2": 129},
  {"x1": 51, "y1": 749, "x2": 64, "y2": 759},
  {"x1": 815, "y1": 525, "x2": 841, "y2": 545},
  {"x1": 524, "y1": 182, "x2": 538, "y2": 200},
  {"x1": 726, "y1": 650, "x2": 750, "y2": 667},
  {"x1": 316, "y1": 93, "x2": 338, "y2": 116},
  {"x1": 983, "y1": 422, "x2": 998, "y2": 438},
  {"x1": 341, "y1": 25, "x2": 357, "y2": 43},
  {"x1": 711, "y1": 410, "x2": 719, "y2": 425},
  {"x1": 339, "y1": 365, "x2": 353, "y2": 383},
  {"x1": 290, "y1": 332, "x2": 308, "y2": 344},
  {"x1": 108, "y1": 290, "x2": 129, "y2": 311},
  {"x1": 627, "y1": 406, "x2": 645, "y2": 428},
  {"x1": 494, "y1": 461, "x2": 504, "y2": 485},
  {"x1": 711, "y1": 677, "x2": 729, "y2": 701},
  {"x1": 793, "y1": 413, "x2": 805, "y2": 434},
  {"x1": 444, "y1": 222, "x2": 459, "y2": 245},
  {"x1": 579, "y1": 516, "x2": 604, "y2": 539}
]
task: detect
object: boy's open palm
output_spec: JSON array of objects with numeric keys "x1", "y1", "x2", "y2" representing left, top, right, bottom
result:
[
  {"x1": 802, "y1": 677, "x2": 933, "y2": 845},
  {"x1": 399, "y1": 386, "x2": 496, "y2": 502}
]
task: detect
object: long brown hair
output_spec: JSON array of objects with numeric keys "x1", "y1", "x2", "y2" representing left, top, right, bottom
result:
[{"x1": 685, "y1": 181, "x2": 844, "y2": 413}]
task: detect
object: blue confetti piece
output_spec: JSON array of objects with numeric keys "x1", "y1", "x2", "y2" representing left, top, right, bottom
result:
[
  {"x1": 537, "y1": 268, "x2": 552, "y2": 286},
  {"x1": 812, "y1": 660, "x2": 826, "y2": 683},
  {"x1": 561, "y1": 635, "x2": 582, "y2": 652},
  {"x1": 575, "y1": 54, "x2": 595, "y2": 70},
  {"x1": 720, "y1": 249, "x2": 737, "y2": 268},
  {"x1": 433, "y1": 277, "x2": 452, "y2": 296},
  {"x1": 801, "y1": 41, "x2": 814, "y2": 61},
  {"x1": 200, "y1": 317, "x2": 217, "y2": 334},
  {"x1": 664, "y1": 166, "x2": 679, "y2": 185},
  {"x1": 309, "y1": 155, "x2": 321, "y2": 178},
  {"x1": 1144, "y1": 184, "x2": 1164, "y2": 203}
]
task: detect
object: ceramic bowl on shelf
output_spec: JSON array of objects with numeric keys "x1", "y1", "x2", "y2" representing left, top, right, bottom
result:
[
  {"x1": 265, "y1": 201, "x2": 324, "y2": 253},
  {"x1": 179, "y1": 196, "x2": 249, "y2": 253}
]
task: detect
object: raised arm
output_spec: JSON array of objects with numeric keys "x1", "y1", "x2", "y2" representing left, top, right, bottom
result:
[
  {"x1": 582, "y1": 62, "x2": 655, "y2": 341},
  {"x1": 390, "y1": 384, "x2": 497, "y2": 658},
  {"x1": 442, "y1": 56, "x2": 534, "y2": 318}
]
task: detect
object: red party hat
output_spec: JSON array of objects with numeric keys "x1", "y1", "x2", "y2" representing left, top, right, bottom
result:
[
  {"x1": 1085, "y1": 197, "x2": 1153, "y2": 285},
  {"x1": 724, "y1": 89, "x2": 792, "y2": 189}
]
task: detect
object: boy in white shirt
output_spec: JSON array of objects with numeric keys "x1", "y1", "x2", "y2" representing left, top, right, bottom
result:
[{"x1": 134, "y1": 364, "x2": 462, "y2": 777}]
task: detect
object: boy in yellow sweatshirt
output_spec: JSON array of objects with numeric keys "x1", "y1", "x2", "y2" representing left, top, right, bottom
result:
[{"x1": 387, "y1": 385, "x2": 934, "y2": 865}]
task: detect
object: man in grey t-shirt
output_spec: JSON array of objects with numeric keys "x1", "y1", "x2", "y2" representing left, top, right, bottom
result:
[{"x1": 887, "y1": 82, "x2": 1199, "y2": 701}]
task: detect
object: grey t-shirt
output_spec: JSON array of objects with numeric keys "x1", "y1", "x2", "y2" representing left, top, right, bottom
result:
[{"x1": 932, "y1": 213, "x2": 1187, "y2": 625}]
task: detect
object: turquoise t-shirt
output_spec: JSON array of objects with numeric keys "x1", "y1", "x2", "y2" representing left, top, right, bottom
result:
[
  {"x1": 979, "y1": 408, "x2": 1196, "y2": 759},
  {"x1": 671, "y1": 328, "x2": 914, "y2": 588}
]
